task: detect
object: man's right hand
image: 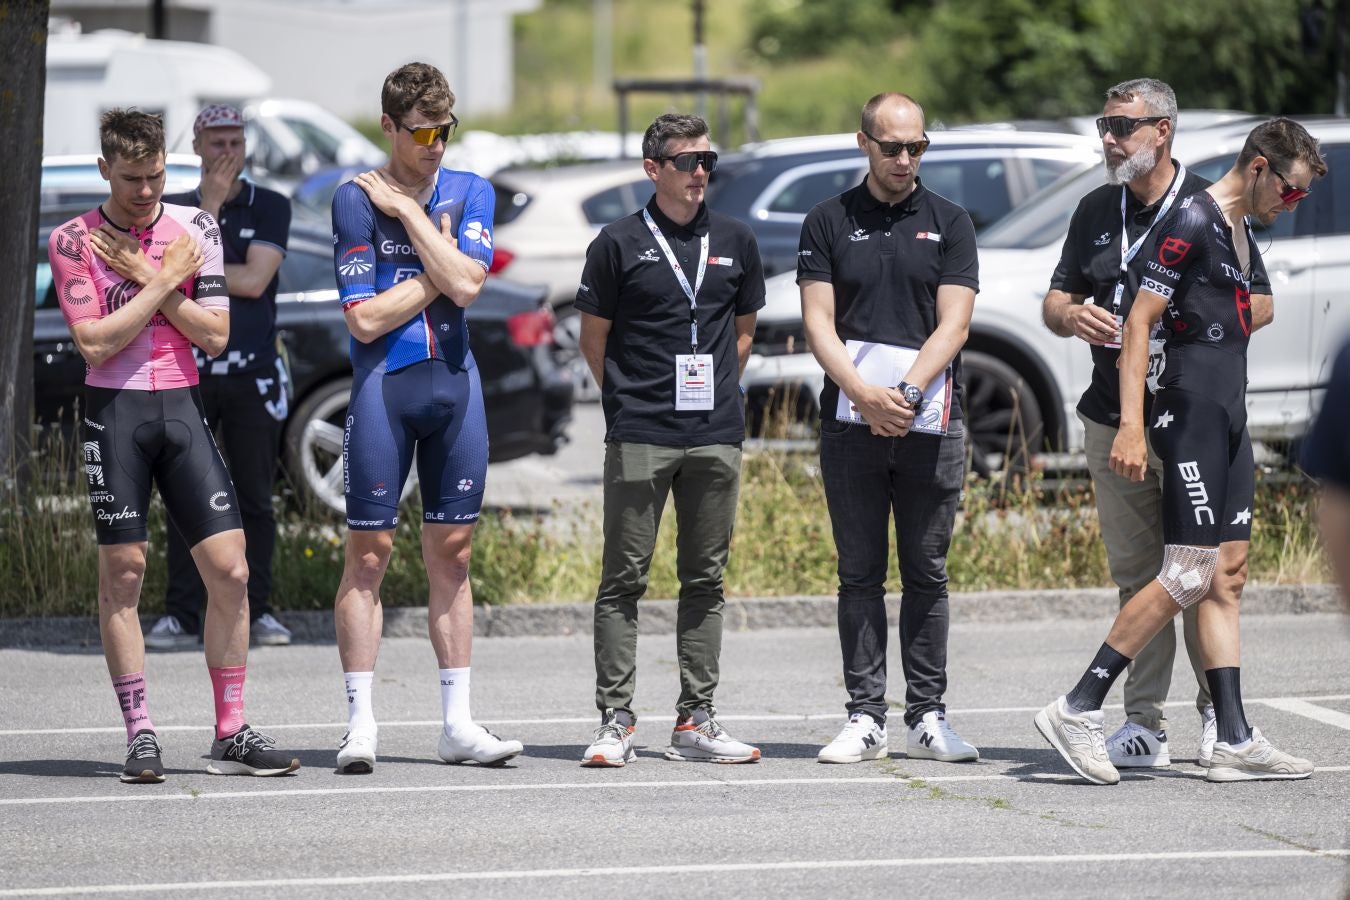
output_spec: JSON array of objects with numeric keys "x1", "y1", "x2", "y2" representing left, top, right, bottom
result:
[
  {"x1": 156, "y1": 235, "x2": 205, "y2": 288},
  {"x1": 198, "y1": 152, "x2": 242, "y2": 216},
  {"x1": 1069, "y1": 303, "x2": 1122, "y2": 346},
  {"x1": 849, "y1": 383, "x2": 915, "y2": 437}
]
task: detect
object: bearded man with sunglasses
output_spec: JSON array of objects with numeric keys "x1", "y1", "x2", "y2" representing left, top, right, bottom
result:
[
  {"x1": 800, "y1": 92, "x2": 981, "y2": 765},
  {"x1": 329, "y1": 62, "x2": 522, "y2": 773},
  {"x1": 575, "y1": 113, "x2": 765, "y2": 767},
  {"x1": 1041, "y1": 79, "x2": 1274, "y2": 772}
]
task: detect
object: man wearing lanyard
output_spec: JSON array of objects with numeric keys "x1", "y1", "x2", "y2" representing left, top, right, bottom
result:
[
  {"x1": 148, "y1": 104, "x2": 294, "y2": 651},
  {"x1": 802, "y1": 92, "x2": 981, "y2": 766},
  {"x1": 575, "y1": 113, "x2": 766, "y2": 767},
  {"x1": 1042, "y1": 79, "x2": 1272, "y2": 769}
]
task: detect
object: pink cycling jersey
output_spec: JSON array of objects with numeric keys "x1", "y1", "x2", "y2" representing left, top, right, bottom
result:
[{"x1": 48, "y1": 203, "x2": 229, "y2": 390}]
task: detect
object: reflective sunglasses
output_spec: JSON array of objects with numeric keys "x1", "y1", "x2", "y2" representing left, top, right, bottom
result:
[
  {"x1": 862, "y1": 130, "x2": 930, "y2": 158},
  {"x1": 1095, "y1": 115, "x2": 1167, "y2": 139},
  {"x1": 398, "y1": 114, "x2": 460, "y2": 146},
  {"x1": 656, "y1": 150, "x2": 719, "y2": 173},
  {"x1": 1259, "y1": 155, "x2": 1312, "y2": 203}
]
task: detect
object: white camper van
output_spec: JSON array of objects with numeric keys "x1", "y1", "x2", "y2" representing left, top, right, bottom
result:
[{"x1": 45, "y1": 28, "x2": 272, "y2": 157}]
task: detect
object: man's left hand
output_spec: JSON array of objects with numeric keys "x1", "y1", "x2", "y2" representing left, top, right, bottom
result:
[
  {"x1": 89, "y1": 225, "x2": 156, "y2": 285},
  {"x1": 199, "y1": 152, "x2": 243, "y2": 216}
]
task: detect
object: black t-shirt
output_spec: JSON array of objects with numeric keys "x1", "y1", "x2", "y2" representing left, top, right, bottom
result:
[
  {"x1": 1301, "y1": 337, "x2": 1350, "y2": 490},
  {"x1": 796, "y1": 177, "x2": 979, "y2": 420},
  {"x1": 575, "y1": 198, "x2": 766, "y2": 446},
  {"x1": 1049, "y1": 162, "x2": 1269, "y2": 426},
  {"x1": 164, "y1": 180, "x2": 291, "y2": 375}
]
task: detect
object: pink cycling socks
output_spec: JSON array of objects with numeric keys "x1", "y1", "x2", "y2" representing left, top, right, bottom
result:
[
  {"x1": 209, "y1": 665, "x2": 247, "y2": 739},
  {"x1": 112, "y1": 672, "x2": 155, "y2": 741}
]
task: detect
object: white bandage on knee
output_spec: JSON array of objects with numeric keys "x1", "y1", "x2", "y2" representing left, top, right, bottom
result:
[{"x1": 1157, "y1": 544, "x2": 1219, "y2": 608}]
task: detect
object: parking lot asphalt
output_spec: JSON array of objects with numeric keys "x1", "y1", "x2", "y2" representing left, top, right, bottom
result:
[{"x1": 1, "y1": 612, "x2": 1347, "y2": 898}]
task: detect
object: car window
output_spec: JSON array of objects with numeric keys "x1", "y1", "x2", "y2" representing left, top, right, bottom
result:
[
  {"x1": 980, "y1": 167, "x2": 1102, "y2": 249},
  {"x1": 35, "y1": 260, "x2": 55, "y2": 310},
  {"x1": 1321, "y1": 144, "x2": 1350, "y2": 235},
  {"x1": 1030, "y1": 158, "x2": 1084, "y2": 191},
  {"x1": 921, "y1": 158, "x2": 1011, "y2": 231},
  {"x1": 765, "y1": 166, "x2": 862, "y2": 215},
  {"x1": 276, "y1": 243, "x2": 338, "y2": 294},
  {"x1": 493, "y1": 182, "x2": 531, "y2": 226},
  {"x1": 581, "y1": 180, "x2": 654, "y2": 226},
  {"x1": 280, "y1": 117, "x2": 343, "y2": 166},
  {"x1": 1190, "y1": 154, "x2": 1297, "y2": 239}
]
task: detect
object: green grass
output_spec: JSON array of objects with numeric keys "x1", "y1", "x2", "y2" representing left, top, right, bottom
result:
[{"x1": 0, "y1": 424, "x2": 1330, "y2": 618}]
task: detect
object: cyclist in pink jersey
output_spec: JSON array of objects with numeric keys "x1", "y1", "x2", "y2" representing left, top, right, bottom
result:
[{"x1": 46, "y1": 109, "x2": 299, "y2": 783}]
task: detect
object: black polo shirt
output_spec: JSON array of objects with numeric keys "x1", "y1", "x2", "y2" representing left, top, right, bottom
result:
[
  {"x1": 575, "y1": 197, "x2": 766, "y2": 446},
  {"x1": 163, "y1": 180, "x2": 291, "y2": 376},
  {"x1": 1049, "y1": 162, "x2": 1270, "y2": 427},
  {"x1": 796, "y1": 177, "x2": 979, "y2": 421}
]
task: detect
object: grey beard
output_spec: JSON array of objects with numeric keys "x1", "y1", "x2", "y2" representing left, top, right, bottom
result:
[{"x1": 1105, "y1": 143, "x2": 1160, "y2": 185}]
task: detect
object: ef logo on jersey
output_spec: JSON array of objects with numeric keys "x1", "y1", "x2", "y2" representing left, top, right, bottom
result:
[
  {"x1": 1158, "y1": 237, "x2": 1192, "y2": 266},
  {"x1": 1235, "y1": 286, "x2": 1252, "y2": 337}
]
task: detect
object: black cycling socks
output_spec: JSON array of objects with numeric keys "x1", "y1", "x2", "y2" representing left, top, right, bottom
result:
[
  {"x1": 1205, "y1": 667, "x2": 1253, "y2": 745},
  {"x1": 1065, "y1": 643, "x2": 1132, "y2": 713}
]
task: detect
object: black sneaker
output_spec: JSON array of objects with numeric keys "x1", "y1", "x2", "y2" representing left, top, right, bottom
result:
[
  {"x1": 121, "y1": 730, "x2": 165, "y2": 783},
  {"x1": 206, "y1": 725, "x2": 301, "y2": 776}
]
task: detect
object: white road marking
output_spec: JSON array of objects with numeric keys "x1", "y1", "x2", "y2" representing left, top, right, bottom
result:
[
  {"x1": 2, "y1": 768, "x2": 1345, "y2": 808},
  {"x1": 2, "y1": 695, "x2": 1348, "y2": 737},
  {"x1": 1, "y1": 849, "x2": 1345, "y2": 896},
  {"x1": 1256, "y1": 698, "x2": 1350, "y2": 732}
]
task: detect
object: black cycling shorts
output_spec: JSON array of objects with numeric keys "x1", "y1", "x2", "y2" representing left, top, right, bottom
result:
[
  {"x1": 81, "y1": 386, "x2": 242, "y2": 546},
  {"x1": 1148, "y1": 387, "x2": 1254, "y2": 547}
]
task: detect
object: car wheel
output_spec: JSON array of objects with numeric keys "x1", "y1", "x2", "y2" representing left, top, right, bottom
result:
[
  {"x1": 284, "y1": 378, "x2": 416, "y2": 517},
  {"x1": 553, "y1": 308, "x2": 601, "y2": 403},
  {"x1": 960, "y1": 350, "x2": 1044, "y2": 476}
]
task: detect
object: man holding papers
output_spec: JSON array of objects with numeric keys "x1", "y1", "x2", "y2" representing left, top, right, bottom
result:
[{"x1": 798, "y1": 92, "x2": 980, "y2": 765}]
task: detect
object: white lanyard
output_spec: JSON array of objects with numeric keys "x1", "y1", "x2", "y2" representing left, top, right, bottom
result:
[
  {"x1": 643, "y1": 208, "x2": 709, "y2": 353},
  {"x1": 1112, "y1": 163, "x2": 1187, "y2": 313}
]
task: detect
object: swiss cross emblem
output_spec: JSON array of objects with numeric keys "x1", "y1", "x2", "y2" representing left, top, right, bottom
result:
[
  {"x1": 1158, "y1": 237, "x2": 1192, "y2": 266},
  {"x1": 1235, "y1": 286, "x2": 1252, "y2": 337}
]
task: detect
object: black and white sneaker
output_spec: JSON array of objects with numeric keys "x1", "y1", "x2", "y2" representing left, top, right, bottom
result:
[
  {"x1": 206, "y1": 725, "x2": 301, "y2": 776},
  {"x1": 121, "y1": 730, "x2": 165, "y2": 783}
]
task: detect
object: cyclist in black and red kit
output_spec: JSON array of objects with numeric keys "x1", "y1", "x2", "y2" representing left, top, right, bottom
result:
[{"x1": 1035, "y1": 117, "x2": 1327, "y2": 785}]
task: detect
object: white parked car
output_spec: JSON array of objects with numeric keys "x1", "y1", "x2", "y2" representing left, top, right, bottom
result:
[{"x1": 742, "y1": 117, "x2": 1350, "y2": 470}]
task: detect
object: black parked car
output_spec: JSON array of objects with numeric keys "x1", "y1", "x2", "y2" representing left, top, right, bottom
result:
[{"x1": 33, "y1": 220, "x2": 574, "y2": 515}]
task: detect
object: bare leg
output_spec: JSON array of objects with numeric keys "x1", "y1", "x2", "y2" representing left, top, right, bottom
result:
[
  {"x1": 424, "y1": 522, "x2": 475, "y2": 669},
  {"x1": 1196, "y1": 540, "x2": 1248, "y2": 669},
  {"x1": 99, "y1": 543, "x2": 150, "y2": 677},
  {"x1": 335, "y1": 529, "x2": 394, "y2": 672},
  {"x1": 1102, "y1": 578, "x2": 1189, "y2": 658},
  {"x1": 194, "y1": 529, "x2": 250, "y2": 669}
]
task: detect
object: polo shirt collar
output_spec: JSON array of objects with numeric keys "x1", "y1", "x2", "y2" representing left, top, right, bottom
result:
[
  {"x1": 644, "y1": 196, "x2": 710, "y2": 238},
  {"x1": 1126, "y1": 159, "x2": 1183, "y2": 216},
  {"x1": 855, "y1": 175, "x2": 927, "y2": 213}
]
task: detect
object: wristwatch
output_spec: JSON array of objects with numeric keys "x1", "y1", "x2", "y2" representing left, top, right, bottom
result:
[{"x1": 897, "y1": 381, "x2": 925, "y2": 412}]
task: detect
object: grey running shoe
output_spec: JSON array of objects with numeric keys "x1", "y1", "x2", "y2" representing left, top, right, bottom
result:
[
  {"x1": 581, "y1": 711, "x2": 636, "y2": 768},
  {"x1": 121, "y1": 730, "x2": 165, "y2": 784},
  {"x1": 250, "y1": 613, "x2": 293, "y2": 646},
  {"x1": 1034, "y1": 696, "x2": 1120, "y2": 785},
  {"x1": 144, "y1": 615, "x2": 196, "y2": 651},
  {"x1": 664, "y1": 708, "x2": 760, "y2": 763},
  {"x1": 1205, "y1": 727, "x2": 1313, "y2": 782},
  {"x1": 207, "y1": 725, "x2": 301, "y2": 776}
]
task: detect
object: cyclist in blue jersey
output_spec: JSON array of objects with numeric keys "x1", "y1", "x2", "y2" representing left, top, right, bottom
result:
[{"x1": 329, "y1": 62, "x2": 521, "y2": 772}]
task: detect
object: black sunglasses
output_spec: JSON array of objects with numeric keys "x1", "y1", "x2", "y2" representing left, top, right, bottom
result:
[
  {"x1": 862, "y1": 130, "x2": 930, "y2": 158},
  {"x1": 656, "y1": 150, "x2": 719, "y2": 173},
  {"x1": 1095, "y1": 115, "x2": 1167, "y2": 139},
  {"x1": 398, "y1": 114, "x2": 460, "y2": 146}
]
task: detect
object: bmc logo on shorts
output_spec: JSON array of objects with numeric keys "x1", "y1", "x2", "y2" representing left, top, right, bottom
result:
[
  {"x1": 1177, "y1": 461, "x2": 1215, "y2": 526},
  {"x1": 1158, "y1": 237, "x2": 1191, "y2": 266}
]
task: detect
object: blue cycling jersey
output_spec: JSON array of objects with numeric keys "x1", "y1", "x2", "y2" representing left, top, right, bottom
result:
[{"x1": 331, "y1": 168, "x2": 495, "y2": 373}]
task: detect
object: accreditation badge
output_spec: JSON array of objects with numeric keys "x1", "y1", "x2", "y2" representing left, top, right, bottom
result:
[{"x1": 675, "y1": 354, "x2": 715, "y2": 411}]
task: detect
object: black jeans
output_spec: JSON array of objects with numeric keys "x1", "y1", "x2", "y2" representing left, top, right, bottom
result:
[
  {"x1": 164, "y1": 368, "x2": 286, "y2": 632},
  {"x1": 819, "y1": 419, "x2": 965, "y2": 727}
]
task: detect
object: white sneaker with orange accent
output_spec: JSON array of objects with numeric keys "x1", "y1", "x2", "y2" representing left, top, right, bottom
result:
[
  {"x1": 664, "y1": 709, "x2": 760, "y2": 763},
  {"x1": 581, "y1": 712, "x2": 636, "y2": 768}
]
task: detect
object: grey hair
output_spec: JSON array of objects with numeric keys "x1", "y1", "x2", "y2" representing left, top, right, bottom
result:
[
  {"x1": 1104, "y1": 78, "x2": 1179, "y2": 126},
  {"x1": 642, "y1": 113, "x2": 709, "y2": 161}
]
